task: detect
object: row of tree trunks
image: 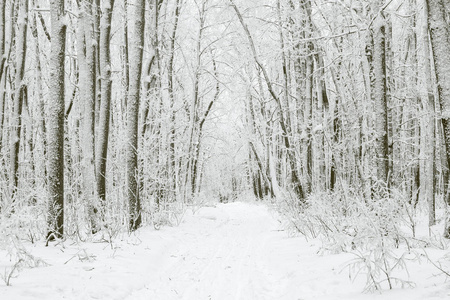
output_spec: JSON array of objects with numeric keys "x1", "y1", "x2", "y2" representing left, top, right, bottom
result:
[{"x1": 2, "y1": 0, "x2": 448, "y2": 240}]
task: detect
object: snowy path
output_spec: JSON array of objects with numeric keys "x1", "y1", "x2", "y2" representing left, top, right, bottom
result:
[
  {"x1": 1, "y1": 201, "x2": 448, "y2": 300},
  {"x1": 127, "y1": 202, "x2": 286, "y2": 300}
]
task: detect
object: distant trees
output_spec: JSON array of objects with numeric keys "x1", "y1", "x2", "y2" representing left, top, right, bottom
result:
[
  {"x1": 230, "y1": 0, "x2": 304, "y2": 201},
  {"x1": 186, "y1": 0, "x2": 220, "y2": 199},
  {"x1": 226, "y1": 0, "x2": 449, "y2": 235}
]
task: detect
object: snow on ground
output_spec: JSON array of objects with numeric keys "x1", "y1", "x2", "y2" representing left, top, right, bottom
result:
[{"x1": 1, "y1": 200, "x2": 449, "y2": 300}]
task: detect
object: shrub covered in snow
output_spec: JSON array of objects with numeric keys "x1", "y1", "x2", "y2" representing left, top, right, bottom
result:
[{"x1": 278, "y1": 182, "x2": 450, "y2": 292}]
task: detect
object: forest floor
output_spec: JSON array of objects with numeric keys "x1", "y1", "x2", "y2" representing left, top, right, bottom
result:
[{"x1": 0, "y1": 199, "x2": 449, "y2": 300}]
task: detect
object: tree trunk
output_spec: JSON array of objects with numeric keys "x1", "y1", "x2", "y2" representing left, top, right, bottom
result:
[
  {"x1": 47, "y1": 0, "x2": 66, "y2": 239},
  {"x1": 127, "y1": 0, "x2": 145, "y2": 231},
  {"x1": 168, "y1": 0, "x2": 180, "y2": 199},
  {"x1": 122, "y1": 0, "x2": 129, "y2": 115},
  {"x1": 192, "y1": 58, "x2": 219, "y2": 195},
  {"x1": 93, "y1": 0, "x2": 101, "y2": 128},
  {"x1": 78, "y1": 0, "x2": 98, "y2": 229},
  {"x1": 31, "y1": 0, "x2": 48, "y2": 185},
  {"x1": 10, "y1": 0, "x2": 28, "y2": 199},
  {"x1": 301, "y1": 0, "x2": 314, "y2": 195},
  {"x1": 188, "y1": 1, "x2": 206, "y2": 198},
  {"x1": 96, "y1": 0, "x2": 115, "y2": 201},
  {"x1": 0, "y1": 0, "x2": 5, "y2": 151},
  {"x1": 427, "y1": 0, "x2": 450, "y2": 237},
  {"x1": 417, "y1": 0, "x2": 435, "y2": 226},
  {"x1": 304, "y1": 50, "x2": 313, "y2": 194},
  {"x1": 370, "y1": 15, "x2": 389, "y2": 187}
]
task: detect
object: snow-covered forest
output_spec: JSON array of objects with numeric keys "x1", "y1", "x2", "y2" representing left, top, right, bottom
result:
[{"x1": 1, "y1": 0, "x2": 450, "y2": 298}]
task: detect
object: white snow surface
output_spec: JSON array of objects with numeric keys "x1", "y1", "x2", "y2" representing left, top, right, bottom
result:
[{"x1": 1, "y1": 201, "x2": 449, "y2": 300}]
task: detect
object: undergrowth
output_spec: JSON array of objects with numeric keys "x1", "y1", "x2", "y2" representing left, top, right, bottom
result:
[
  {"x1": 0, "y1": 174, "x2": 188, "y2": 286},
  {"x1": 277, "y1": 182, "x2": 449, "y2": 292}
]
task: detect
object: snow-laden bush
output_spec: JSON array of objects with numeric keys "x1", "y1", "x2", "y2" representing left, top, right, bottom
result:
[
  {"x1": 278, "y1": 182, "x2": 424, "y2": 291},
  {"x1": 0, "y1": 194, "x2": 49, "y2": 286}
]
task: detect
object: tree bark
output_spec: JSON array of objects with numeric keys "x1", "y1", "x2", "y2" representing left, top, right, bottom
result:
[
  {"x1": 78, "y1": 0, "x2": 98, "y2": 229},
  {"x1": 300, "y1": 0, "x2": 314, "y2": 195},
  {"x1": 96, "y1": 0, "x2": 115, "y2": 201},
  {"x1": 127, "y1": 0, "x2": 145, "y2": 231},
  {"x1": 168, "y1": 0, "x2": 180, "y2": 199},
  {"x1": 0, "y1": 0, "x2": 5, "y2": 151},
  {"x1": 31, "y1": 0, "x2": 48, "y2": 185},
  {"x1": 369, "y1": 14, "x2": 389, "y2": 187},
  {"x1": 47, "y1": 0, "x2": 66, "y2": 239},
  {"x1": 10, "y1": 0, "x2": 28, "y2": 199},
  {"x1": 122, "y1": 0, "x2": 129, "y2": 114},
  {"x1": 427, "y1": 0, "x2": 450, "y2": 237},
  {"x1": 93, "y1": 0, "x2": 101, "y2": 128},
  {"x1": 417, "y1": 0, "x2": 435, "y2": 226}
]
